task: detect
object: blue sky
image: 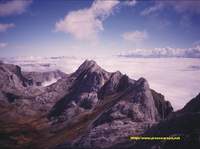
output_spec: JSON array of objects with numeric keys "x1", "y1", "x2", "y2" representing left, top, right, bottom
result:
[{"x1": 0, "y1": 0, "x2": 200, "y2": 57}]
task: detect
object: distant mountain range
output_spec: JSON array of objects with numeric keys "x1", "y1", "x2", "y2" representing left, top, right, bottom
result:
[{"x1": 0, "y1": 60, "x2": 199, "y2": 149}]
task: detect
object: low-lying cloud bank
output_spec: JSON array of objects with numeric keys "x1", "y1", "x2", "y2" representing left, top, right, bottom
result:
[{"x1": 118, "y1": 46, "x2": 200, "y2": 58}]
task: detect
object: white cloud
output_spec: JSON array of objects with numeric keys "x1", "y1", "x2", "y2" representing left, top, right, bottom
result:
[
  {"x1": 122, "y1": 30, "x2": 148, "y2": 43},
  {"x1": 141, "y1": 0, "x2": 200, "y2": 16},
  {"x1": 0, "y1": 0, "x2": 32, "y2": 17},
  {"x1": 118, "y1": 45, "x2": 200, "y2": 58},
  {"x1": 55, "y1": 0, "x2": 119, "y2": 40},
  {"x1": 124, "y1": 0, "x2": 137, "y2": 6},
  {"x1": 141, "y1": 2, "x2": 163, "y2": 16},
  {"x1": 0, "y1": 23, "x2": 15, "y2": 32},
  {"x1": 0, "y1": 42, "x2": 7, "y2": 48}
]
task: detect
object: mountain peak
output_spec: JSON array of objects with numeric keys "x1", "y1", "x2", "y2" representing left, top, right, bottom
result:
[
  {"x1": 72, "y1": 59, "x2": 108, "y2": 77},
  {"x1": 83, "y1": 59, "x2": 97, "y2": 65},
  {"x1": 134, "y1": 77, "x2": 149, "y2": 91},
  {"x1": 80, "y1": 59, "x2": 98, "y2": 70}
]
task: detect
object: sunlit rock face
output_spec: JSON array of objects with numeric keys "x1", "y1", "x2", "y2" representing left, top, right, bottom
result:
[
  {"x1": 0, "y1": 62, "x2": 32, "y2": 90},
  {"x1": 48, "y1": 60, "x2": 112, "y2": 122},
  {"x1": 110, "y1": 93, "x2": 200, "y2": 149},
  {"x1": 0, "y1": 60, "x2": 174, "y2": 149},
  {"x1": 75, "y1": 78, "x2": 163, "y2": 149}
]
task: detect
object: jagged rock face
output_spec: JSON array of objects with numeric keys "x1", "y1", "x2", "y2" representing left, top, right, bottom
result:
[
  {"x1": 0, "y1": 63, "x2": 31, "y2": 91},
  {"x1": 49, "y1": 60, "x2": 161, "y2": 125},
  {"x1": 72, "y1": 60, "x2": 111, "y2": 92},
  {"x1": 113, "y1": 78, "x2": 160, "y2": 122},
  {"x1": 0, "y1": 62, "x2": 71, "y2": 120},
  {"x1": 48, "y1": 60, "x2": 111, "y2": 121},
  {"x1": 98, "y1": 71, "x2": 123, "y2": 98},
  {"x1": 98, "y1": 72, "x2": 135, "y2": 99},
  {"x1": 0, "y1": 60, "x2": 174, "y2": 149},
  {"x1": 110, "y1": 93, "x2": 200, "y2": 149},
  {"x1": 75, "y1": 78, "x2": 160, "y2": 149},
  {"x1": 50, "y1": 61, "x2": 173, "y2": 149},
  {"x1": 151, "y1": 89, "x2": 173, "y2": 119},
  {"x1": 0, "y1": 62, "x2": 37, "y2": 108},
  {"x1": 0, "y1": 62, "x2": 74, "y2": 149}
]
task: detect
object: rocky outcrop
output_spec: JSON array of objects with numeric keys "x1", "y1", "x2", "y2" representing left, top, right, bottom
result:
[
  {"x1": 47, "y1": 60, "x2": 173, "y2": 149},
  {"x1": 0, "y1": 62, "x2": 72, "y2": 126},
  {"x1": 98, "y1": 72, "x2": 135, "y2": 99},
  {"x1": 0, "y1": 62, "x2": 32, "y2": 90},
  {"x1": 48, "y1": 60, "x2": 111, "y2": 122},
  {"x1": 0, "y1": 60, "x2": 174, "y2": 149},
  {"x1": 151, "y1": 89, "x2": 173, "y2": 119},
  {"x1": 74, "y1": 78, "x2": 161, "y2": 149},
  {"x1": 181, "y1": 93, "x2": 200, "y2": 113},
  {"x1": 110, "y1": 93, "x2": 200, "y2": 149}
]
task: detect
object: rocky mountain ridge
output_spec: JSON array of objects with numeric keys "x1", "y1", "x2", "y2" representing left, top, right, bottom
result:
[{"x1": 0, "y1": 60, "x2": 198, "y2": 149}]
